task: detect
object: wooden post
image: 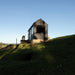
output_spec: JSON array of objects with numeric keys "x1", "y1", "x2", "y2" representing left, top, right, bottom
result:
[{"x1": 16, "y1": 38, "x2": 17, "y2": 45}]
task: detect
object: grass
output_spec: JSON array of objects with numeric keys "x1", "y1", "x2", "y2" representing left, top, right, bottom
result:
[
  {"x1": 0, "y1": 34, "x2": 75, "y2": 75},
  {"x1": 0, "y1": 43, "x2": 7, "y2": 49}
]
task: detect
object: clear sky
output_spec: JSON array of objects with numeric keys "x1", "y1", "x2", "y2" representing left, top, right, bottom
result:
[{"x1": 0, "y1": 0, "x2": 75, "y2": 44}]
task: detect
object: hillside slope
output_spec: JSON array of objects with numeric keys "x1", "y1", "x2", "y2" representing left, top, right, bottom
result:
[
  {"x1": 0, "y1": 35, "x2": 75, "y2": 75},
  {"x1": 0, "y1": 43, "x2": 7, "y2": 49}
]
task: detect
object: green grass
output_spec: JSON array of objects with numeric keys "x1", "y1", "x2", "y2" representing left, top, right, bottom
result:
[
  {"x1": 0, "y1": 43, "x2": 7, "y2": 49},
  {"x1": 0, "y1": 34, "x2": 75, "y2": 75}
]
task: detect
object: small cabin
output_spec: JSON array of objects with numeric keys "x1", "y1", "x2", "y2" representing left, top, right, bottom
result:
[{"x1": 28, "y1": 19, "x2": 48, "y2": 43}]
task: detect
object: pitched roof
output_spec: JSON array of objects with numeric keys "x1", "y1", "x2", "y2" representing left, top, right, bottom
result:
[
  {"x1": 34, "y1": 18, "x2": 47, "y2": 24},
  {"x1": 28, "y1": 18, "x2": 47, "y2": 31}
]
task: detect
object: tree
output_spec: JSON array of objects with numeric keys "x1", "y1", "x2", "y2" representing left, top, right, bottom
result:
[{"x1": 22, "y1": 35, "x2": 25, "y2": 40}]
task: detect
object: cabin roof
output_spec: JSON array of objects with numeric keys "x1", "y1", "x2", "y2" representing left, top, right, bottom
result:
[{"x1": 28, "y1": 18, "x2": 47, "y2": 31}]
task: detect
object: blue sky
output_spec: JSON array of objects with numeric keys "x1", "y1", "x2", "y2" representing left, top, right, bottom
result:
[{"x1": 0, "y1": 0, "x2": 75, "y2": 43}]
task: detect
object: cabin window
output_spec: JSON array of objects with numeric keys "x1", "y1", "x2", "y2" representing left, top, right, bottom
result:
[{"x1": 37, "y1": 26, "x2": 45, "y2": 33}]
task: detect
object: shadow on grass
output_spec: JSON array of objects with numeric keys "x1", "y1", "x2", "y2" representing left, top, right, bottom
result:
[
  {"x1": 43, "y1": 35, "x2": 75, "y2": 75},
  {"x1": 0, "y1": 35, "x2": 75, "y2": 75}
]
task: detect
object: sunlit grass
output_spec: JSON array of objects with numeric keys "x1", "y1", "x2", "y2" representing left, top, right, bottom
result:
[
  {"x1": 18, "y1": 44, "x2": 30, "y2": 49},
  {"x1": 31, "y1": 43, "x2": 45, "y2": 51},
  {"x1": 0, "y1": 45, "x2": 16, "y2": 60},
  {"x1": 12, "y1": 44, "x2": 30, "y2": 54},
  {"x1": 0, "y1": 44, "x2": 7, "y2": 49}
]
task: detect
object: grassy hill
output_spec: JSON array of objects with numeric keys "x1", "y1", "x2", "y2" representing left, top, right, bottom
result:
[
  {"x1": 0, "y1": 43, "x2": 7, "y2": 49},
  {"x1": 0, "y1": 35, "x2": 75, "y2": 75}
]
